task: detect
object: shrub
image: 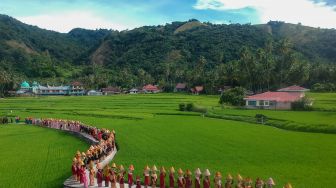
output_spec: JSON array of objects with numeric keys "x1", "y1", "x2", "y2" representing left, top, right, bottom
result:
[
  {"x1": 291, "y1": 97, "x2": 313, "y2": 111},
  {"x1": 179, "y1": 103, "x2": 186, "y2": 111},
  {"x1": 186, "y1": 103, "x2": 194, "y2": 111},
  {"x1": 255, "y1": 114, "x2": 268, "y2": 124},
  {"x1": 219, "y1": 87, "x2": 247, "y2": 106},
  {"x1": 178, "y1": 103, "x2": 207, "y2": 113},
  {"x1": 311, "y1": 83, "x2": 336, "y2": 92}
]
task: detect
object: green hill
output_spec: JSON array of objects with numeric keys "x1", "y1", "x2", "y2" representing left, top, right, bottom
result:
[{"x1": 0, "y1": 15, "x2": 336, "y2": 95}]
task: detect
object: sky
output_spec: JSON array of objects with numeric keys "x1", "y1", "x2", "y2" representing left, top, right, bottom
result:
[{"x1": 0, "y1": 0, "x2": 336, "y2": 33}]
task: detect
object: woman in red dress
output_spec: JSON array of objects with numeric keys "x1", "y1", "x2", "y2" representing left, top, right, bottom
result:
[
  {"x1": 144, "y1": 165, "x2": 150, "y2": 188},
  {"x1": 194, "y1": 168, "x2": 202, "y2": 188},
  {"x1": 177, "y1": 168, "x2": 185, "y2": 188},
  {"x1": 151, "y1": 165, "x2": 158, "y2": 188},
  {"x1": 159, "y1": 166, "x2": 166, "y2": 188},
  {"x1": 185, "y1": 169, "x2": 192, "y2": 188},
  {"x1": 128, "y1": 165, "x2": 134, "y2": 188},
  {"x1": 203, "y1": 169, "x2": 211, "y2": 188},
  {"x1": 169, "y1": 167, "x2": 175, "y2": 188},
  {"x1": 71, "y1": 158, "x2": 77, "y2": 179},
  {"x1": 119, "y1": 165, "x2": 125, "y2": 188}
]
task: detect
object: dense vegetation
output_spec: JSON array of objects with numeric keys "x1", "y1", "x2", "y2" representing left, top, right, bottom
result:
[
  {"x1": 1, "y1": 14, "x2": 336, "y2": 96},
  {"x1": 0, "y1": 94, "x2": 336, "y2": 187}
]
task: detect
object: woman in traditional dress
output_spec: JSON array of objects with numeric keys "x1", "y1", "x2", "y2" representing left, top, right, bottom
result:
[
  {"x1": 177, "y1": 168, "x2": 185, "y2": 188},
  {"x1": 283, "y1": 183, "x2": 292, "y2": 188},
  {"x1": 194, "y1": 168, "x2": 201, "y2": 188},
  {"x1": 119, "y1": 165, "x2": 125, "y2": 188},
  {"x1": 97, "y1": 163, "x2": 103, "y2": 187},
  {"x1": 136, "y1": 176, "x2": 141, "y2": 188},
  {"x1": 243, "y1": 177, "x2": 252, "y2": 188},
  {"x1": 235, "y1": 174, "x2": 243, "y2": 188},
  {"x1": 71, "y1": 158, "x2": 77, "y2": 179},
  {"x1": 110, "y1": 163, "x2": 117, "y2": 188},
  {"x1": 214, "y1": 172, "x2": 222, "y2": 188},
  {"x1": 151, "y1": 165, "x2": 158, "y2": 188},
  {"x1": 224, "y1": 174, "x2": 233, "y2": 188},
  {"x1": 266, "y1": 178, "x2": 275, "y2": 188},
  {"x1": 159, "y1": 166, "x2": 166, "y2": 188},
  {"x1": 203, "y1": 169, "x2": 211, "y2": 188},
  {"x1": 89, "y1": 161, "x2": 95, "y2": 186},
  {"x1": 144, "y1": 165, "x2": 150, "y2": 188},
  {"x1": 169, "y1": 167, "x2": 175, "y2": 188},
  {"x1": 128, "y1": 164, "x2": 134, "y2": 188},
  {"x1": 255, "y1": 178, "x2": 264, "y2": 188},
  {"x1": 185, "y1": 169, "x2": 192, "y2": 188}
]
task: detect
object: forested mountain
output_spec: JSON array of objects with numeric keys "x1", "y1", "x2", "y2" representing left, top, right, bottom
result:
[{"x1": 0, "y1": 14, "x2": 336, "y2": 96}]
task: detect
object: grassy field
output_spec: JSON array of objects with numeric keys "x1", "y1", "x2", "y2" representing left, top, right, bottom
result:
[
  {"x1": 0, "y1": 93, "x2": 336, "y2": 187},
  {"x1": 0, "y1": 125, "x2": 88, "y2": 187}
]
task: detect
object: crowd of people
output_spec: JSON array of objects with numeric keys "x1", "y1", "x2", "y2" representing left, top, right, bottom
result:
[
  {"x1": 24, "y1": 117, "x2": 292, "y2": 188},
  {"x1": 70, "y1": 162, "x2": 293, "y2": 188}
]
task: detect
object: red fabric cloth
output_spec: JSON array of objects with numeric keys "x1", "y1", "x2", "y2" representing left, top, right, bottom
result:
[
  {"x1": 120, "y1": 176, "x2": 125, "y2": 184},
  {"x1": 203, "y1": 178, "x2": 210, "y2": 188},
  {"x1": 169, "y1": 173, "x2": 175, "y2": 188},
  {"x1": 178, "y1": 177, "x2": 185, "y2": 188},
  {"x1": 71, "y1": 165, "x2": 77, "y2": 175},
  {"x1": 185, "y1": 177, "x2": 192, "y2": 188},
  {"x1": 144, "y1": 175, "x2": 150, "y2": 186},
  {"x1": 160, "y1": 173, "x2": 166, "y2": 188},
  {"x1": 195, "y1": 178, "x2": 201, "y2": 188},
  {"x1": 97, "y1": 170, "x2": 103, "y2": 184},
  {"x1": 136, "y1": 180, "x2": 141, "y2": 188},
  {"x1": 128, "y1": 173, "x2": 133, "y2": 186}
]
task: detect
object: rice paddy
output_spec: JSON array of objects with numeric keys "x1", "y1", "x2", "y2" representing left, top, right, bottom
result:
[{"x1": 0, "y1": 93, "x2": 335, "y2": 187}]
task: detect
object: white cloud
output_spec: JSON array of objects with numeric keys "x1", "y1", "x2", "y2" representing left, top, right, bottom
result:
[
  {"x1": 194, "y1": 0, "x2": 336, "y2": 28},
  {"x1": 16, "y1": 10, "x2": 134, "y2": 33}
]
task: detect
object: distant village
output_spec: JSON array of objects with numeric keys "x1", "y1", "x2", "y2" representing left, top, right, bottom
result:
[
  {"x1": 15, "y1": 81, "x2": 310, "y2": 110},
  {"x1": 15, "y1": 81, "x2": 205, "y2": 96}
]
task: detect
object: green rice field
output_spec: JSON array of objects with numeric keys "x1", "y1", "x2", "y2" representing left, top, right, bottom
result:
[{"x1": 0, "y1": 93, "x2": 336, "y2": 187}]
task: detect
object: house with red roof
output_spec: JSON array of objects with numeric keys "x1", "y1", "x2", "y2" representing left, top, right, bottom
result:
[
  {"x1": 143, "y1": 84, "x2": 160, "y2": 93},
  {"x1": 244, "y1": 91, "x2": 305, "y2": 110},
  {"x1": 191, "y1": 86, "x2": 204, "y2": 95},
  {"x1": 277, "y1": 85, "x2": 309, "y2": 92},
  {"x1": 174, "y1": 83, "x2": 187, "y2": 92}
]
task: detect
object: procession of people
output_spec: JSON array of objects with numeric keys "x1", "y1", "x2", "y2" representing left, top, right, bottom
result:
[{"x1": 24, "y1": 117, "x2": 293, "y2": 188}]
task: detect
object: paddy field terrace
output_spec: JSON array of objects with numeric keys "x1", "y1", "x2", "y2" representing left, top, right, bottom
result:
[{"x1": 0, "y1": 93, "x2": 336, "y2": 187}]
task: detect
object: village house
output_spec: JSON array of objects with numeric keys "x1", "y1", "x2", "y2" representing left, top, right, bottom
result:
[
  {"x1": 143, "y1": 84, "x2": 160, "y2": 93},
  {"x1": 129, "y1": 88, "x2": 139, "y2": 94},
  {"x1": 70, "y1": 81, "x2": 85, "y2": 96},
  {"x1": 101, "y1": 87, "x2": 121, "y2": 95},
  {"x1": 244, "y1": 86, "x2": 308, "y2": 110},
  {"x1": 277, "y1": 85, "x2": 310, "y2": 93},
  {"x1": 17, "y1": 81, "x2": 85, "y2": 96},
  {"x1": 174, "y1": 83, "x2": 187, "y2": 92},
  {"x1": 87, "y1": 90, "x2": 103, "y2": 96},
  {"x1": 191, "y1": 86, "x2": 204, "y2": 95}
]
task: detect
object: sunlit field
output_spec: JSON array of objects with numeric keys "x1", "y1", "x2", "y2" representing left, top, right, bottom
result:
[{"x1": 0, "y1": 93, "x2": 336, "y2": 187}]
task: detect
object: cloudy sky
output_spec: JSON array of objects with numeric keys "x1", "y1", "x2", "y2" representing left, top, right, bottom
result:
[{"x1": 0, "y1": 0, "x2": 336, "y2": 33}]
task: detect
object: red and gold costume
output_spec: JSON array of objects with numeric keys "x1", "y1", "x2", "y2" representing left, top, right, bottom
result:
[
  {"x1": 89, "y1": 162, "x2": 95, "y2": 186},
  {"x1": 151, "y1": 165, "x2": 158, "y2": 188},
  {"x1": 224, "y1": 174, "x2": 233, "y2": 188},
  {"x1": 144, "y1": 165, "x2": 150, "y2": 188},
  {"x1": 185, "y1": 169, "x2": 192, "y2": 188},
  {"x1": 159, "y1": 166, "x2": 166, "y2": 188},
  {"x1": 203, "y1": 169, "x2": 211, "y2": 188},
  {"x1": 128, "y1": 165, "x2": 135, "y2": 188},
  {"x1": 97, "y1": 163, "x2": 103, "y2": 187},
  {"x1": 194, "y1": 168, "x2": 202, "y2": 188},
  {"x1": 119, "y1": 165, "x2": 125, "y2": 188},
  {"x1": 169, "y1": 167, "x2": 175, "y2": 188},
  {"x1": 136, "y1": 176, "x2": 142, "y2": 188},
  {"x1": 110, "y1": 163, "x2": 117, "y2": 188},
  {"x1": 177, "y1": 168, "x2": 185, "y2": 188},
  {"x1": 236, "y1": 174, "x2": 244, "y2": 188},
  {"x1": 214, "y1": 172, "x2": 222, "y2": 188}
]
